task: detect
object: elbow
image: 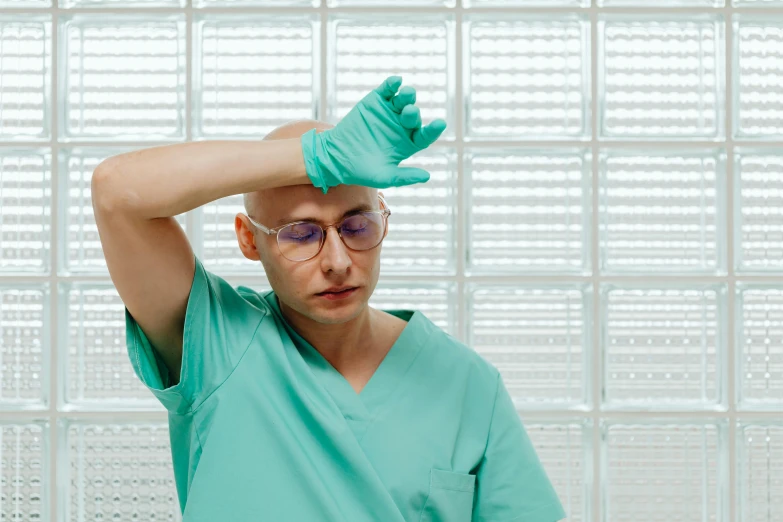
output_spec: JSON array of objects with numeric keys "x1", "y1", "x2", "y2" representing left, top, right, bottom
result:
[{"x1": 91, "y1": 160, "x2": 137, "y2": 214}]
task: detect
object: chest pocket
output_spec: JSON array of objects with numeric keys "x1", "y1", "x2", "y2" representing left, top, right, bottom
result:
[{"x1": 418, "y1": 467, "x2": 476, "y2": 522}]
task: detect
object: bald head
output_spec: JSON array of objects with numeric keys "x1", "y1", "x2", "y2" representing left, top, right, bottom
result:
[{"x1": 243, "y1": 119, "x2": 334, "y2": 217}]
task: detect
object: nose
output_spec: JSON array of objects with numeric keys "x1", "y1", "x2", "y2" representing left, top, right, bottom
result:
[{"x1": 319, "y1": 225, "x2": 352, "y2": 272}]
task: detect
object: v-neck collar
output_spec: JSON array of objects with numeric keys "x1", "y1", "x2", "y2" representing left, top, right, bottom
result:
[{"x1": 262, "y1": 290, "x2": 429, "y2": 433}]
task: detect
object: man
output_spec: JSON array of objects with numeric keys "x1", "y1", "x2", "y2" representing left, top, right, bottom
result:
[{"x1": 92, "y1": 76, "x2": 565, "y2": 521}]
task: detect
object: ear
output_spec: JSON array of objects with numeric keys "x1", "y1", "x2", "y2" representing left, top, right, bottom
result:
[{"x1": 235, "y1": 213, "x2": 262, "y2": 261}]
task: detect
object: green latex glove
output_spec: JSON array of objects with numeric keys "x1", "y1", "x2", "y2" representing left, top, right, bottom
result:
[{"x1": 301, "y1": 75, "x2": 447, "y2": 194}]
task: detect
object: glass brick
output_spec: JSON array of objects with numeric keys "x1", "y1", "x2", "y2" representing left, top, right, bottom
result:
[
  {"x1": 738, "y1": 423, "x2": 783, "y2": 521},
  {"x1": 0, "y1": 285, "x2": 47, "y2": 409},
  {"x1": 467, "y1": 284, "x2": 589, "y2": 408},
  {"x1": 735, "y1": 150, "x2": 783, "y2": 272},
  {"x1": 525, "y1": 420, "x2": 590, "y2": 522},
  {"x1": 0, "y1": 0, "x2": 50, "y2": 6},
  {"x1": 60, "y1": 148, "x2": 186, "y2": 275},
  {"x1": 733, "y1": 16, "x2": 783, "y2": 139},
  {"x1": 466, "y1": 148, "x2": 591, "y2": 275},
  {"x1": 603, "y1": 422, "x2": 724, "y2": 522},
  {"x1": 369, "y1": 283, "x2": 457, "y2": 335},
  {"x1": 602, "y1": 285, "x2": 725, "y2": 409},
  {"x1": 465, "y1": 15, "x2": 590, "y2": 140},
  {"x1": 60, "y1": 283, "x2": 167, "y2": 410},
  {"x1": 598, "y1": 16, "x2": 724, "y2": 139},
  {"x1": 600, "y1": 0, "x2": 723, "y2": 5},
  {"x1": 192, "y1": 15, "x2": 317, "y2": 139},
  {"x1": 196, "y1": 193, "x2": 270, "y2": 275},
  {"x1": 330, "y1": 0, "x2": 453, "y2": 7},
  {"x1": 0, "y1": 149, "x2": 51, "y2": 274},
  {"x1": 328, "y1": 15, "x2": 453, "y2": 140},
  {"x1": 58, "y1": 15, "x2": 186, "y2": 140},
  {"x1": 62, "y1": 0, "x2": 184, "y2": 7},
  {"x1": 195, "y1": 0, "x2": 317, "y2": 7},
  {"x1": 736, "y1": 285, "x2": 783, "y2": 409},
  {"x1": 734, "y1": 0, "x2": 783, "y2": 6},
  {"x1": 599, "y1": 149, "x2": 725, "y2": 274},
  {"x1": 379, "y1": 150, "x2": 457, "y2": 274},
  {"x1": 0, "y1": 421, "x2": 48, "y2": 522},
  {"x1": 0, "y1": 16, "x2": 50, "y2": 140},
  {"x1": 466, "y1": 0, "x2": 587, "y2": 5},
  {"x1": 60, "y1": 421, "x2": 181, "y2": 521}
]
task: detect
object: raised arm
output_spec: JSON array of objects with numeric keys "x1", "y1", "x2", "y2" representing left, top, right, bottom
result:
[{"x1": 91, "y1": 137, "x2": 310, "y2": 385}]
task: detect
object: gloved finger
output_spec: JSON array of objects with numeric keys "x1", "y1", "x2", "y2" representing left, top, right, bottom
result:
[
  {"x1": 411, "y1": 118, "x2": 447, "y2": 148},
  {"x1": 373, "y1": 75, "x2": 403, "y2": 101},
  {"x1": 400, "y1": 104, "x2": 422, "y2": 130},
  {"x1": 391, "y1": 86, "x2": 416, "y2": 113},
  {"x1": 394, "y1": 166, "x2": 430, "y2": 185}
]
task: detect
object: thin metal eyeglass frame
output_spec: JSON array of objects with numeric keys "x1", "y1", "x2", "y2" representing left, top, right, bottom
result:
[{"x1": 244, "y1": 194, "x2": 391, "y2": 261}]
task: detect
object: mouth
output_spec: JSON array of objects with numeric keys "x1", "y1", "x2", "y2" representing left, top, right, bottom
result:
[{"x1": 316, "y1": 287, "x2": 358, "y2": 297}]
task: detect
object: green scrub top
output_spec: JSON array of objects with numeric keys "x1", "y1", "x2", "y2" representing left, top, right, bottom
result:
[{"x1": 125, "y1": 254, "x2": 566, "y2": 522}]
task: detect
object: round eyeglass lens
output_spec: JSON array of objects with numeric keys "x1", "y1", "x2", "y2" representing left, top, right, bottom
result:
[{"x1": 277, "y1": 212, "x2": 386, "y2": 261}]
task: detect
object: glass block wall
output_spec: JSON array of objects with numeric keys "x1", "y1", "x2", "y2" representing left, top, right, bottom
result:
[{"x1": 0, "y1": 1, "x2": 781, "y2": 521}]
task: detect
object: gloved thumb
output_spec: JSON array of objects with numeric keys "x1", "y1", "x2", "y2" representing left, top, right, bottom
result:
[{"x1": 394, "y1": 167, "x2": 431, "y2": 186}]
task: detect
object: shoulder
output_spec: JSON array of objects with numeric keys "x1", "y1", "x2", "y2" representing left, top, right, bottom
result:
[{"x1": 416, "y1": 311, "x2": 501, "y2": 393}]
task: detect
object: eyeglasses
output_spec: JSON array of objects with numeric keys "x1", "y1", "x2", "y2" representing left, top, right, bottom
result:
[{"x1": 245, "y1": 194, "x2": 392, "y2": 262}]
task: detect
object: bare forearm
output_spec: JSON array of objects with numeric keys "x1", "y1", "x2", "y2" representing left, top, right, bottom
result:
[{"x1": 92, "y1": 138, "x2": 311, "y2": 219}]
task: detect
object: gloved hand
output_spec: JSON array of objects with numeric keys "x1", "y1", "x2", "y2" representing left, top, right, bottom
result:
[{"x1": 300, "y1": 75, "x2": 447, "y2": 194}]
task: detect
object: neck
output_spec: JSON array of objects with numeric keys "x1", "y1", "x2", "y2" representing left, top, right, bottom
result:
[{"x1": 278, "y1": 296, "x2": 380, "y2": 373}]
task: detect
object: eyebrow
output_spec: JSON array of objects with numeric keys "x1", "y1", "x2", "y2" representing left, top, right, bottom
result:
[{"x1": 274, "y1": 204, "x2": 375, "y2": 227}]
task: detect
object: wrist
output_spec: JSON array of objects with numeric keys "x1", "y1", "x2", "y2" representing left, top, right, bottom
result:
[{"x1": 300, "y1": 128, "x2": 330, "y2": 194}]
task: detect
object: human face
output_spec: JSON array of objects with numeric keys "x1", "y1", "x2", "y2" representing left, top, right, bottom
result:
[{"x1": 239, "y1": 183, "x2": 387, "y2": 325}]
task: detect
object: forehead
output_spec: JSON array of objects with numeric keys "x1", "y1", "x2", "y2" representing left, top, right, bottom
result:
[{"x1": 255, "y1": 184, "x2": 377, "y2": 227}]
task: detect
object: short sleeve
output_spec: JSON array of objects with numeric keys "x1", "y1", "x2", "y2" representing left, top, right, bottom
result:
[
  {"x1": 472, "y1": 372, "x2": 567, "y2": 522},
  {"x1": 125, "y1": 253, "x2": 268, "y2": 414}
]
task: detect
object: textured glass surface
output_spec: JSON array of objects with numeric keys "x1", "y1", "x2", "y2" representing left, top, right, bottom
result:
[
  {"x1": 600, "y1": 0, "x2": 723, "y2": 4},
  {"x1": 198, "y1": 193, "x2": 268, "y2": 275},
  {"x1": 194, "y1": 0, "x2": 317, "y2": 7},
  {"x1": 0, "y1": 0, "x2": 50, "y2": 6},
  {"x1": 598, "y1": 16, "x2": 724, "y2": 139},
  {"x1": 738, "y1": 423, "x2": 783, "y2": 522},
  {"x1": 466, "y1": 149, "x2": 590, "y2": 274},
  {"x1": 377, "y1": 151, "x2": 457, "y2": 274},
  {"x1": 60, "y1": 148, "x2": 187, "y2": 275},
  {"x1": 0, "y1": 286, "x2": 47, "y2": 409},
  {"x1": 61, "y1": 284, "x2": 163, "y2": 410},
  {"x1": 734, "y1": 0, "x2": 783, "y2": 7},
  {"x1": 734, "y1": 17, "x2": 783, "y2": 139},
  {"x1": 0, "y1": 5, "x2": 772, "y2": 518},
  {"x1": 599, "y1": 150, "x2": 725, "y2": 274},
  {"x1": 465, "y1": 15, "x2": 589, "y2": 140},
  {"x1": 61, "y1": 0, "x2": 184, "y2": 7},
  {"x1": 465, "y1": 0, "x2": 587, "y2": 6},
  {"x1": 328, "y1": 16, "x2": 453, "y2": 140},
  {"x1": 193, "y1": 16, "x2": 316, "y2": 139},
  {"x1": 468, "y1": 284, "x2": 589, "y2": 408},
  {"x1": 736, "y1": 286, "x2": 783, "y2": 409},
  {"x1": 603, "y1": 423, "x2": 723, "y2": 522},
  {"x1": 525, "y1": 421, "x2": 588, "y2": 522},
  {"x1": 329, "y1": 0, "x2": 453, "y2": 7},
  {"x1": 59, "y1": 16, "x2": 186, "y2": 140},
  {"x1": 735, "y1": 150, "x2": 783, "y2": 272},
  {"x1": 0, "y1": 17, "x2": 50, "y2": 140},
  {"x1": 602, "y1": 285, "x2": 724, "y2": 409},
  {"x1": 62, "y1": 422, "x2": 181, "y2": 521},
  {"x1": 0, "y1": 422, "x2": 48, "y2": 521},
  {"x1": 369, "y1": 283, "x2": 457, "y2": 335},
  {"x1": 0, "y1": 150, "x2": 51, "y2": 274}
]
